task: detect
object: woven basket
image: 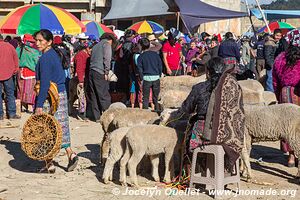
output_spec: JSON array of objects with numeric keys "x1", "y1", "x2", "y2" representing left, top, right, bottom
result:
[{"x1": 21, "y1": 113, "x2": 62, "y2": 161}]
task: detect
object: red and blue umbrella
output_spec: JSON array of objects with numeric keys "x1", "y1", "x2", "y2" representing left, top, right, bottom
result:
[
  {"x1": 258, "y1": 21, "x2": 295, "y2": 35},
  {"x1": 0, "y1": 3, "x2": 85, "y2": 35},
  {"x1": 82, "y1": 20, "x2": 114, "y2": 39},
  {"x1": 128, "y1": 20, "x2": 164, "y2": 34}
]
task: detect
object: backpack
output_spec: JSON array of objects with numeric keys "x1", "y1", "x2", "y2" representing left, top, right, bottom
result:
[{"x1": 53, "y1": 44, "x2": 71, "y2": 70}]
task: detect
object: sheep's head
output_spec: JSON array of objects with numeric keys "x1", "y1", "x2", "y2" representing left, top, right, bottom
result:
[{"x1": 159, "y1": 108, "x2": 182, "y2": 125}]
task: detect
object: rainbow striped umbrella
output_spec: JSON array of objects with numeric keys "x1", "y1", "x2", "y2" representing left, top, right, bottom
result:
[
  {"x1": 128, "y1": 20, "x2": 164, "y2": 34},
  {"x1": 0, "y1": 3, "x2": 85, "y2": 35},
  {"x1": 82, "y1": 20, "x2": 114, "y2": 38},
  {"x1": 258, "y1": 22, "x2": 295, "y2": 35}
]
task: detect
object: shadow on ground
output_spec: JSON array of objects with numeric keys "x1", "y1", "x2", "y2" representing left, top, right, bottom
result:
[
  {"x1": 0, "y1": 140, "x2": 43, "y2": 173},
  {"x1": 250, "y1": 144, "x2": 299, "y2": 185},
  {"x1": 77, "y1": 144, "x2": 103, "y2": 183}
]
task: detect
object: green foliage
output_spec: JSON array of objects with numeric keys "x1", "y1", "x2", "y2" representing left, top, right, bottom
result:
[{"x1": 261, "y1": 0, "x2": 300, "y2": 10}]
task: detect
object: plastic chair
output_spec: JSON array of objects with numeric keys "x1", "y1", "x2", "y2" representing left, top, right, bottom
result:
[{"x1": 189, "y1": 145, "x2": 240, "y2": 198}]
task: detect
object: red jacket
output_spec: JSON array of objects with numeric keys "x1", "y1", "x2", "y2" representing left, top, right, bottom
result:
[
  {"x1": 0, "y1": 40, "x2": 19, "y2": 81},
  {"x1": 74, "y1": 50, "x2": 90, "y2": 83}
]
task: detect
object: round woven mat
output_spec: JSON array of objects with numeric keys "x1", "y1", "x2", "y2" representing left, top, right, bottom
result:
[{"x1": 21, "y1": 113, "x2": 62, "y2": 161}]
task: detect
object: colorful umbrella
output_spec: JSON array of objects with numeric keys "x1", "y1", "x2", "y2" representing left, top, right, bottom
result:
[
  {"x1": 258, "y1": 22, "x2": 295, "y2": 34},
  {"x1": 82, "y1": 20, "x2": 114, "y2": 38},
  {"x1": 0, "y1": 3, "x2": 85, "y2": 35},
  {"x1": 128, "y1": 20, "x2": 164, "y2": 34}
]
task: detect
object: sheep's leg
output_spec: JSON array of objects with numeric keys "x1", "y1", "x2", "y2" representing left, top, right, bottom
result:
[
  {"x1": 120, "y1": 143, "x2": 131, "y2": 186},
  {"x1": 128, "y1": 150, "x2": 145, "y2": 187},
  {"x1": 241, "y1": 133, "x2": 252, "y2": 181},
  {"x1": 103, "y1": 147, "x2": 123, "y2": 184},
  {"x1": 102, "y1": 157, "x2": 115, "y2": 184},
  {"x1": 101, "y1": 134, "x2": 111, "y2": 165},
  {"x1": 149, "y1": 155, "x2": 160, "y2": 182},
  {"x1": 163, "y1": 150, "x2": 173, "y2": 183}
]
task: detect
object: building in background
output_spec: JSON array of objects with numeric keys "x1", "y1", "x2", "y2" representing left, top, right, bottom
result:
[
  {"x1": 198, "y1": 0, "x2": 243, "y2": 36},
  {"x1": 0, "y1": 0, "x2": 249, "y2": 36}
]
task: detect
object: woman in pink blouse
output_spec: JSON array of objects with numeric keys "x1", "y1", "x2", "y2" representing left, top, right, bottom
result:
[{"x1": 273, "y1": 43, "x2": 300, "y2": 167}]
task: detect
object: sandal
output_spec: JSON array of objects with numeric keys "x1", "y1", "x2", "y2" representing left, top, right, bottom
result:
[
  {"x1": 38, "y1": 161, "x2": 56, "y2": 174},
  {"x1": 67, "y1": 153, "x2": 79, "y2": 172},
  {"x1": 288, "y1": 154, "x2": 296, "y2": 167}
]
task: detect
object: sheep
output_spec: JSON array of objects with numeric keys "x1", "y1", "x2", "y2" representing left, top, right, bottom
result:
[
  {"x1": 159, "y1": 75, "x2": 206, "y2": 108},
  {"x1": 102, "y1": 127, "x2": 131, "y2": 184},
  {"x1": 108, "y1": 102, "x2": 127, "y2": 109},
  {"x1": 100, "y1": 108, "x2": 159, "y2": 164},
  {"x1": 160, "y1": 75, "x2": 206, "y2": 91},
  {"x1": 238, "y1": 79, "x2": 278, "y2": 105},
  {"x1": 119, "y1": 125, "x2": 179, "y2": 187},
  {"x1": 241, "y1": 103, "x2": 300, "y2": 182},
  {"x1": 160, "y1": 78, "x2": 275, "y2": 108}
]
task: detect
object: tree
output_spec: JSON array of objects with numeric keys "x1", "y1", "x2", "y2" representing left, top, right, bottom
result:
[{"x1": 261, "y1": 0, "x2": 300, "y2": 10}]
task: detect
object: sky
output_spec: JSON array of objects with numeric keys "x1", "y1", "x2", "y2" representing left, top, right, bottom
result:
[{"x1": 243, "y1": 0, "x2": 275, "y2": 4}]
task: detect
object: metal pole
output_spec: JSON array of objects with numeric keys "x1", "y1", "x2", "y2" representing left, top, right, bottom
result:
[
  {"x1": 254, "y1": 0, "x2": 271, "y2": 34},
  {"x1": 176, "y1": 12, "x2": 180, "y2": 30},
  {"x1": 179, "y1": 14, "x2": 191, "y2": 36},
  {"x1": 245, "y1": 0, "x2": 257, "y2": 37}
]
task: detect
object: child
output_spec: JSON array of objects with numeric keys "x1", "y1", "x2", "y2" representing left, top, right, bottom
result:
[{"x1": 137, "y1": 38, "x2": 162, "y2": 111}]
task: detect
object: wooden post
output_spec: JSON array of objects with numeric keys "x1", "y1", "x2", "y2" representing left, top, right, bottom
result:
[{"x1": 254, "y1": 0, "x2": 271, "y2": 34}]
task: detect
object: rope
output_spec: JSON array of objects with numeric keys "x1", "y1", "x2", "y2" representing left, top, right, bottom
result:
[
  {"x1": 158, "y1": 115, "x2": 195, "y2": 191},
  {"x1": 161, "y1": 112, "x2": 185, "y2": 126}
]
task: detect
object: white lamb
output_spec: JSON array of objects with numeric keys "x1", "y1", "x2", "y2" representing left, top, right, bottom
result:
[
  {"x1": 241, "y1": 103, "x2": 300, "y2": 182},
  {"x1": 102, "y1": 127, "x2": 131, "y2": 184},
  {"x1": 119, "y1": 125, "x2": 179, "y2": 187},
  {"x1": 100, "y1": 108, "x2": 159, "y2": 164}
]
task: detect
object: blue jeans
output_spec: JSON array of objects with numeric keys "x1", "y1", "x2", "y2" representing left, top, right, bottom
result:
[
  {"x1": 266, "y1": 69, "x2": 274, "y2": 92},
  {"x1": 0, "y1": 76, "x2": 16, "y2": 117}
]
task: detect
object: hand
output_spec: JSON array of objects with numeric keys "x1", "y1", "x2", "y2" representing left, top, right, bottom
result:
[
  {"x1": 191, "y1": 58, "x2": 196, "y2": 62},
  {"x1": 104, "y1": 74, "x2": 108, "y2": 81},
  {"x1": 13, "y1": 68, "x2": 19, "y2": 75},
  {"x1": 35, "y1": 108, "x2": 43, "y2": 115},
  {"x1": 166, "y1": 68, "x2": 172, "y2": 75},
  {"x1": 78, "y1": 82, "x2": 84, "y2": 88}
]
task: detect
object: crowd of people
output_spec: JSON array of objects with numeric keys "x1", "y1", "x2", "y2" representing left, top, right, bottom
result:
[{"x1": 1, "y1": 25, "x2": 300, "y2": 172}]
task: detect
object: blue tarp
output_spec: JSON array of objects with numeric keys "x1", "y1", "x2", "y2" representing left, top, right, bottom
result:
[
  {"x1": 175, "y1": 0, "x2": 247, "y2": 31},
  {"x1": 251, "y1": 9, "x2": 300, "y2": 20}
]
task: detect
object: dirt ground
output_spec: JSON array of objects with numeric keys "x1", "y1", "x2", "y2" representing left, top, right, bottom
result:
[{"x1": 0, "y1": 113, "x2": 299, "y2": 200}]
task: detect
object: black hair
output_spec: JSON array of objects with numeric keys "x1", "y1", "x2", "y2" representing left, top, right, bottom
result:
[
  {"x1": 168, "y1": 32, "x2": 176, "y2": 46},
  {"x1": 124, "y1": 29, "x2": 136, "y2": 38},
  {"x1": 286, "y1": 44, "x2": 300, "y2": 67},
  {"x1": 139, "y1": 38, "x2": 150, "y2": 51},
  {"x1": 225, "y1": 32, "x2": 233, "y2": 40},
  {"x1": 205, "y1": 38, "x2": 212, "y2": 45},
  {"x1": 273, "y1": 29, "x2": 282, "y2": 35},
  {"x1": 206, "y1": 57, "x2": 226, "y2": 92},
  {"x1": 34, "y1": 29, "x2": 53, "y2": 43},
  {"x1": 4, "y1": 35, "x2": 12, "y2": 42},
  {"x1": 34, "y1": 29, "x2": 69, "y2": 69}
]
